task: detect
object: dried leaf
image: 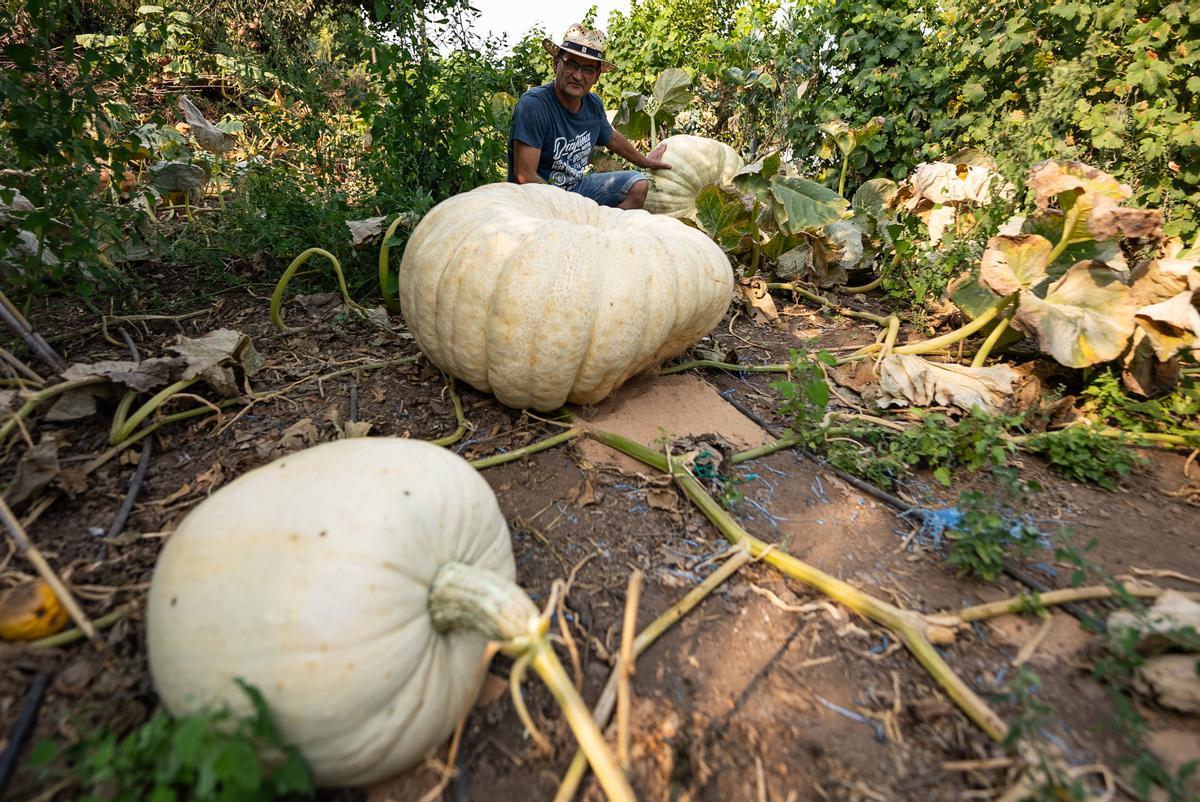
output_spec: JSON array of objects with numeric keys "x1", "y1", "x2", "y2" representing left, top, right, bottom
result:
[
  {"x1": 877, "y1": 354, "x2": 1017, "y2": 413},
  {"x1": 1130, "y1": 238, "x2": 1200, "y2": 307},
  {"x1": 167, "y1": 328, "x2": 261, "y2": 397},
  {"x1": 177, "y1": 96, "x2": 236, "y2": 154},
  {"x1": 737, "y1": 276, "x2": 779, "y2": 324},
  {"x1": 0, "y1": 188, "x2": 33, "y2": 224},
  {"x1": 347, "y1": 216, "x2": 387, "y2": 246},
  {"x1": 1012, "y1": 261, "x2": 1136, "y2": 368},
  {"x1": 903, "y1": 161, "x2": 1010, "y2": 210},
  {"x1": 1122, "y1": 329, "x2": 1180, "y2": 398},
  {"x1": 1135, "y1": 291, "x2": 1200, "y2": 361},
  {"x1": 1026, "y1": 160, "x2": 1161, "y2": 243},
  {"x1": 45, "y1": 385, "x2": 108, "y2": 422},
  {"x1": 5, "y1": 434, "x2": 61, "y2": 506},
  {"x1": 1133, "y1": 655, "x2": 1200, "y2": 714},
  {"x1": 60, "y1": 356, "x2": 183, "y2": 392},
  {"x1": 979, "y1": 234, "x2": 1053, "y2": 294}
]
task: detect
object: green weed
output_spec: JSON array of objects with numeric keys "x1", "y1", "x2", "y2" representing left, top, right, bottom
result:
[
  {"x1": 30, "y1": 681, "x2": 314, "y2": 802},
  {"x1": 944, "y1": 490, "x2": 1043, "y2": 581},
  {"x1": 1025, "y1": 426, "x2": 1145, "y2": 491}
]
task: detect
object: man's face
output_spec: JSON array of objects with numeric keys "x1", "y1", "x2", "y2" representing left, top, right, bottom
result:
[{"x1": 554, "y1": 53, "x2": 600, "y2": 101}]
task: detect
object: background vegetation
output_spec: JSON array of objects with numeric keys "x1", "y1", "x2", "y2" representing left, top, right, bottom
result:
[{"x1": 2, "y1": 0, "x2": 1196, "y2": 301}]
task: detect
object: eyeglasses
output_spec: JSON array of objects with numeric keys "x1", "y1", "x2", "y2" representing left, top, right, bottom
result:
[{"x1": 558, "y1": 56, "x2": 599, "y2": 79}]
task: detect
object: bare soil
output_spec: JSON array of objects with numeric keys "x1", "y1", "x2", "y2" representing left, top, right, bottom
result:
[{"x1": 1, "y1": 285, "x2": 1198, "y2": 802}]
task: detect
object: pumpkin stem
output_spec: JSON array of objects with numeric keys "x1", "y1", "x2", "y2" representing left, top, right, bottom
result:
[
  {"x1": 427, "y1": 562, "x2": 540, "y2": 643},
  {"x1": 427, "y1": 562, "x2": 638, "y2": 802}
]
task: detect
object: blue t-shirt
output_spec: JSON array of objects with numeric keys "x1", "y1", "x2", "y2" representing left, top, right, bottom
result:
[{"x1": 507, "y1": 83, "x2": 613, "y2": 192}]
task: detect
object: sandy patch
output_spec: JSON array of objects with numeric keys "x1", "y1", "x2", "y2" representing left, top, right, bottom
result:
[
  {"x1": 577, "y1": 374, "x2": 772, "y2": 473},
  {"x1": 985, "y1": 611, "x2": 1094, "y2": 664}
]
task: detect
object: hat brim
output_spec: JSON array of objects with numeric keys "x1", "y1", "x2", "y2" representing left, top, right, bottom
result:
[{"x1": 541, "y1": 38, "x2": 615, "y2": 72}]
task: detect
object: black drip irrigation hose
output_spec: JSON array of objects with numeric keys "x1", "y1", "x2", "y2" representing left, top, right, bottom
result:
[
  {"x1": 107, "y1": 329, "x2": 152, "y2": 540},
  {"x1": 718, "y1": 386, "x2": 1106, "y2": 630},
  {"x1": 0, "y1": 671, "x2": 51, "y2": 798}
]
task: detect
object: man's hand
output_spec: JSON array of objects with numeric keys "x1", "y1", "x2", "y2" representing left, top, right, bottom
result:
[{"x1": 642, "y1": 141, "x2": 671, "y2": 171}]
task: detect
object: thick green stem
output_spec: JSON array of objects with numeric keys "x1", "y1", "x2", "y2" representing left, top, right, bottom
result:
[
  {"x1": 970, "y1": 304, "x2": 1016, "y2": 368},
  {"x1": 746, "y1": 200, "x2": 762, "y2": 278},
  {"x1": 0, "y1": 376, "x2": 108, "y2": 444},
  {"x1": 31, "y1": 607, "x2": 128, "y2": 649},
  {"x1": 110, "y1": 378, "x2": 198, "y2": 445},
  {"x1": 1045, "y1": 203, "x2": 1085, "y2": 268},
  {"x1": 427, "y1": 562, "x2": 636, "y2": 802},
  {"x1": 379, "y1": 214, "x2": 407, "y2": 314},
  {"x1": 587, "y1": 429, "x2": 1009, "y2": 744},
  {"x1": 878, "y1": 315, "x2": 900, "y2": 361},
  {"x1": 428, "y1": 561, "x2": 539, "y2": 642},
  {"x1": 730, "y1": 431, "x2": 802, "y2": 464},
  {"x1": 470, "y1": 429, "x2": 582, "y2": 470},
  {"x1": 893, "y1": 294, "x2": 1014, "y2": 356},
  {"x1": 430, "y1": 376, "x2": 467, "y2": 447},
  {"x1": 843, "y1": 251, "x2": 899, "y2": 294},
  {"x1": 838, "y1": 154, "x2": 849, "y2": 198},
  {"x1": 947, "y1": 583, "x2": 1165, "y2": 624},
  {"x1": 271, "y1": 248, "x2": 362, "y2": 332},
  {"x1": 109, "y1": 390, "x2": 137, "y2": 445}
]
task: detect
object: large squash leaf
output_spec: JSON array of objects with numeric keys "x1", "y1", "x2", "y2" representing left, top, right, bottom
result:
[
  {"x1": 979, "y1": 234, "x2": 1053, "y2": 295},
  {"x1": 769, "y1": 176, "x2": 848, "y2": 234},
  {"x1": 1027, "y1": 211, "x2": 1127, "y2": 275},
  {"x1": 1130, "y1": 237, "x2": 1200, "y2": 307},
  {"x1": 651, "y1": 68, "x2": 693, "y2": 115},
  {"x1": 733, "y1": 152, "x2": 782, "y2": 199},
  {"x1": 695, "y1": 185, "x2": 752, "y2": 252},
  {"x1": 1135, "y1": 291, "x2": 1200, "y2": 361},
  {"x1": 1027, "y1": 160, "x2": 1162, "y2": 243},
  {"x1": 1012, "y1": 261, "x2": 1136, "y2": 368}
]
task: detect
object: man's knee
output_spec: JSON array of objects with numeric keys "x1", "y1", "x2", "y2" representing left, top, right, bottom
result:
[{"x1": 620, "y1": 178, "x2": 649, "y2": 209}]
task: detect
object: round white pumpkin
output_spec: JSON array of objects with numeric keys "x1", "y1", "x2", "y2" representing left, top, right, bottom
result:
[
  {"x1": 398, "y1": 182, "x2": 733, "y2": 411},
  {"x1": 147, "y1": 438, "x2": 514, "y2": 787},
  {"x1": 644, "y1": 135, "x2": 745, "y2": 220}
]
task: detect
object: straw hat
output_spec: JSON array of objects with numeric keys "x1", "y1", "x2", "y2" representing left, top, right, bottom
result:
[{"x1": 541, "y1": 23, "x2": 616, "y2": 73}]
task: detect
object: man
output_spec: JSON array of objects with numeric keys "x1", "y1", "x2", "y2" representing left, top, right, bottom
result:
[{"x1": 507, "y1": 23, "x2": 669, "y2": 210}]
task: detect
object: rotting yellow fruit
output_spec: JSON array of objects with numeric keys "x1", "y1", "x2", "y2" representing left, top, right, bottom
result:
[
  {"x1": 644, "y1": 134, "x2": 745, "y2": 221},
  {"x1": 0, "y1": 580, "x2": 69, "y2": 641},
  {"x1": 398, "y1": 182, "x2": 733, "y2": 411}
]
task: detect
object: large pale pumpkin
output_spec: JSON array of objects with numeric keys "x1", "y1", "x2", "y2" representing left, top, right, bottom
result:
[
  {"x1": 147, "y1": 438, "x2": 514, "y2": 787},
  {"x1": 644, "y1": 134, "x2": 745, "y2": 220},
  {"x1": 398, "y1": 182, "x2": 733, "y2": 411}
]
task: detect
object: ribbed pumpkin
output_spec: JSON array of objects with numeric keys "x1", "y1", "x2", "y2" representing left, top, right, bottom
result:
[
  {"x1": 398, "y1": 182, "x2": 733, "y2": 411},
  {"x1": 644, "y1": 135, "x2": 745, "y2": 221},
  {"x1": 147, "y1": 438, "x2": 515, "y2": 787}
]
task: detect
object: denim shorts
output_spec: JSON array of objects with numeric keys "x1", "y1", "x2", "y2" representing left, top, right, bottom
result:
[{"x1": 573, "y1": 170, "x2": 649, "y2": 207}]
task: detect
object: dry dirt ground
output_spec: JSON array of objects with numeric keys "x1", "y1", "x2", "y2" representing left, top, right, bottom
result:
[{"x1": 1, "y1": 285, "x2": 1198, "y2": 802}]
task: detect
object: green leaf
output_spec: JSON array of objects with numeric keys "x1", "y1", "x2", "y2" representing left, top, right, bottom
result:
[
  {"x1": 732, "y1": 152, "x2": 781, "y2": 198},
  {"x1": 651, "y1": 68, "x2": 692, "y2": 116},
  {"x1": 770, "y1": 176, "x2": 848, "y2": 234},
  {"x1": 1012, "y1": 261, "x2": 1137, "y2": 367},
  {"x1": 214, "y1": 740, "x2": 261, "y2": 790},
  {"x1": 695, "y1": 185, "x2": 751, "y2": 251},
  {"x1": 171, "y1": 716, "x2": 209, "y2": 768},
  {"x1": 270, "y1": 747, "x2": 315, "y2": 794}
]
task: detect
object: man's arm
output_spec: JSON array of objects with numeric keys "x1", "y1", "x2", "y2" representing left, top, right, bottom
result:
[
  {"x1": 604, "y1": 128, "x2": 671, "y2": 171},
  {"x1": 513, "y1": 142, "x2": 544, "y2": 185}
]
